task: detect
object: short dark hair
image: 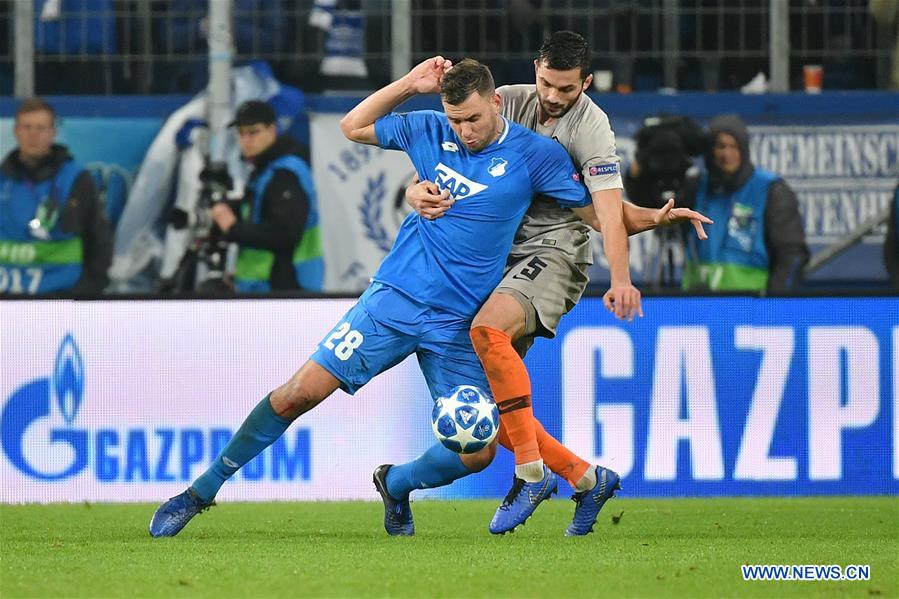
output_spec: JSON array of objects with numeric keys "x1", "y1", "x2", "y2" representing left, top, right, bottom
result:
[
  {"x1": 16, "y1": 97, "x2": 56, "y2": 125},
  {"x1": 440, "y1": 58, "x2": 495, "y2": 105},
  {"x1": 537, "y1": 31, "x2": 592, "y2": 79}
]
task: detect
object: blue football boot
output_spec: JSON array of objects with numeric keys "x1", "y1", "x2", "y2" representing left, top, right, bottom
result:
[
  {"x1": 565, "y1": 466, "x2": 621, "y2": 536},
  {"x1": 372, "y1": 465, "x2": 414, "y2": 536},
  {"x1": 489, "y1": 465, "x2": 557, "y2": 534},
  {"x1": 149, "y1": 488, "x2": 215, "y2": 538}
]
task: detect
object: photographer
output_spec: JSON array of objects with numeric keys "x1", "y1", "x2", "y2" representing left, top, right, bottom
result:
[
  {"x1": 625, "y1": 114, "x2": 808, "y2": 292},
  {"x1": 210, "y1": 100, "x2": 322, "y2": 292}
]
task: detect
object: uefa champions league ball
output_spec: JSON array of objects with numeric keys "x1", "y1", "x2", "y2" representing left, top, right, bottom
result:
[{"x1": 431, "y1": 385, "x2": 499, "y2": 454}]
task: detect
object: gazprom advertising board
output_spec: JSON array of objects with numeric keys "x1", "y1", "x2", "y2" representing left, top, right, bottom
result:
[
  {"x1": 0, "y1": 300, "x2": 437, "y2": 503},
  {"x1": 0, "y1": 297, "x2": 895, "y2": 503}
]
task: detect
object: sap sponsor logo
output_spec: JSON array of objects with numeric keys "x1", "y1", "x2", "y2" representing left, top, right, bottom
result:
[
  {"x1": 561, "y1": 325, "x2": 893, "y2": 483},
  {"x1": 434, "y1": 162, "x2": 487, "y2": 200},
  {"x1": 0, "y1": 335, "x2": 310, "y2": 483}
]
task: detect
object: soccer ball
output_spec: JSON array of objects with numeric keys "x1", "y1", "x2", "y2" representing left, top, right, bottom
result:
[{"x1": 431, "y1": 385, "x2": 499, "y2": 454}]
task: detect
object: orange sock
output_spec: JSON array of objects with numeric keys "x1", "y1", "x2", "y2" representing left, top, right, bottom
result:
[
  {"x1": 532, "y1": 421, "x2": 592, "y2": 486},
  {"x1": 470, "y1": 326, "x2": 540, "y2": 465},
  {"x1": 497, "y1": 421, "x2": 591, "y2": 486}
]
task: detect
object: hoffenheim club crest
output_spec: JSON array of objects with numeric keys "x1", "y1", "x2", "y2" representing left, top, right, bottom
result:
[{"x1": 488, "y1": 157, "x2": 508, "y2": 177}]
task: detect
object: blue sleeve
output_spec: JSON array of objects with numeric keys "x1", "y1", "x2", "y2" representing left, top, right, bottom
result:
[
  {"x1": 527, "y1": 140, "x2": 592, "y2": 208},
  {"x1": 374, "y1": 111, "x2": 435, "y2": 152}
]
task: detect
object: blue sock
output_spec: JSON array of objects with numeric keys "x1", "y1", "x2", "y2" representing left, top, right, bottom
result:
[
  {"x1": 385, "y1": 442, "x2": 472, "y2": 500},
  {"x1": 191, "y1": 394, "x2": 292, "y2": 501}
]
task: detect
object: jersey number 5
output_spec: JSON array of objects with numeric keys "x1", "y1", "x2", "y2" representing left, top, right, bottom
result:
[{"x1": 512, "y1": 256, "x2": 548, "y2": 282}]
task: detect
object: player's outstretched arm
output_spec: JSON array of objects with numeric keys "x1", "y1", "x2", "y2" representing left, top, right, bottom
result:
[
  {"x1": 340, "y1": 56, "x2": 453, "y2": 145},
  {"x1": 574, "y1": 199, "x2": 712, "y2": 239},
  {"x1": 622, "y1": 198, "x2": 713, "y2": 239}
]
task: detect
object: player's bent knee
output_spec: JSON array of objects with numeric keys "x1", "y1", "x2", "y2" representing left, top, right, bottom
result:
[
  {"x1": 270, "y1": 361, "x2": 340, "y2": 419},
  {"x1": 460, "y1": 441, "x2": 497, "y2": 473},
  {"x1": 471, "y1": 292, "x2": 526, "y2": 339},
  {"x1": 469, "y1": 326, "x2": 492, "y2": 358}
]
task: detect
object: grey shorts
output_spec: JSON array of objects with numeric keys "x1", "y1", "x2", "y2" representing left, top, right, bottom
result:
[{"x1": 496, "y1": 249, "x2": 590, "y2": 355}]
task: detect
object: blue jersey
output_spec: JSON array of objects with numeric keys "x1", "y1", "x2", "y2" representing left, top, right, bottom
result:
[{"x1": 372, "y1": 110, "x2": 590, "y2": 318}]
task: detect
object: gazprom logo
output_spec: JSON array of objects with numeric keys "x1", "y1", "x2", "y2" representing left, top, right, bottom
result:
[
  {"x1": 1, "y1": 334, "x2": 88, "y2": 480},
  {"x1": 434, "y1": 162, "x2": 487, "y2": 200},
  {"x1": 1, "y1": 335, "x2": 310, "y2": 483}
]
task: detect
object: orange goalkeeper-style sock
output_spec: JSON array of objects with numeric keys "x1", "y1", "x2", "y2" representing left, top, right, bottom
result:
[
  {"x1": 497, "y1": 421, "x2": 592, "y2": 487},
  {"x1": 470, "y1": 326, "x2": 540, "y2": 465}
]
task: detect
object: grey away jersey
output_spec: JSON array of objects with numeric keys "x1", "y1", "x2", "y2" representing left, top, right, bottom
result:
[{"x1": 498, "y1": 84, "x2": 623, "y2": 264}]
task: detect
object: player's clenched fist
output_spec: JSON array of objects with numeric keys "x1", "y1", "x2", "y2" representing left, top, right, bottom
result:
[{"x1": 406, "y1": 180, "x2": 454, "y2": 220}]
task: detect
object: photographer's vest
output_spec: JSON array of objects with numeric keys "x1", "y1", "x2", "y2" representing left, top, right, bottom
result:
[
  {"x1": 683, "y1": 168, "x2": 777, "y2": 291},
  {"x1": 0, "y1": 161, "x2": 84, "y2": 294},
  {"x1": 234, "y1": 155, "x2": 323, "y2": 292}
]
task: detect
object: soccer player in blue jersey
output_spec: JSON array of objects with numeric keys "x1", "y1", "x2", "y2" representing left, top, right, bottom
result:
[{"x1": 148, "y1": 56, "x2": 592, "y2": 537}]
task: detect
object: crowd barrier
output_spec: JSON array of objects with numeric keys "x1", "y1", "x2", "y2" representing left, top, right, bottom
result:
[{"x1": 1, "y1": 295, "x2": 895, "y2": 503}]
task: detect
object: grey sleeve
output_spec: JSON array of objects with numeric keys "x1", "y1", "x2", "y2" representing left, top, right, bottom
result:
[{"x1": 570, "y1": 104, "x2": 623, "y2": 193}]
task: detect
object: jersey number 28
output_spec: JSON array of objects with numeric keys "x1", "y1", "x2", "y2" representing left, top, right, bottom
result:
[{"x1": 323, "y1": 322, "x2": 364, "y2": 361}]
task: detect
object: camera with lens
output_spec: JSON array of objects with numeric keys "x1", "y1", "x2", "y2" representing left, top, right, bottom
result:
[
  {"x1": 631, "y1": 114, "x2": 707, "y2": 209},
  {"x1": 196, "y1": 162, "x2": 234, "y2": 287},
  {"x1": 625, "y1": 115, "x2": 708, "y2": 290},
  {"x1": 164, "y1": 161, "x2": 235, "y2": 293}
]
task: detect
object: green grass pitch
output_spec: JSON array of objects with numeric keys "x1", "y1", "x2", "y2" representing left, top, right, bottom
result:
[{"x1": 2, "y1": 497, "x2": 896, "y2": 598}]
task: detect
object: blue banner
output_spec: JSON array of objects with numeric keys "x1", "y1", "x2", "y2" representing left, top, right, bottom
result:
[
  {"x1": 0, "y1": 297, "x2": 894, "y2": 502},
  {"x1": 448, "y1": 296, "x2": 897, "y2": 498}
]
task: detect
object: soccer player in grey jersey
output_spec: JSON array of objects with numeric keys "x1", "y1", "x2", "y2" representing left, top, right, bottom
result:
[{"x1": 406, "y1": 32, "x2": 710, "y2": 535}]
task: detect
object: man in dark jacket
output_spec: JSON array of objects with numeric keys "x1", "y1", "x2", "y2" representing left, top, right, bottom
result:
[
  {"x1": 626, "y1": 114, "x2": 808, "y2": 292},
  {"x1": 885, "y1": 182, "x2": 899, "y2": 289},
  {"x1": 209, "y1": 100, "x2": 322, "y2": 292},
  {"x1": 0, "y1": 97, "x2": 111, "y2": 295}
]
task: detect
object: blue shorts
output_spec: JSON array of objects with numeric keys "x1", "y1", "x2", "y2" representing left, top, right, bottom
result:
[{"x1": 310, "y1": 282, "x2": 489, "y2": 398}]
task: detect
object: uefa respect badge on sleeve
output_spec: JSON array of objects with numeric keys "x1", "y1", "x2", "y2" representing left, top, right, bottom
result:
[{"x1": 588, "y1": 163, "x2": 620, "y2": 177}]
